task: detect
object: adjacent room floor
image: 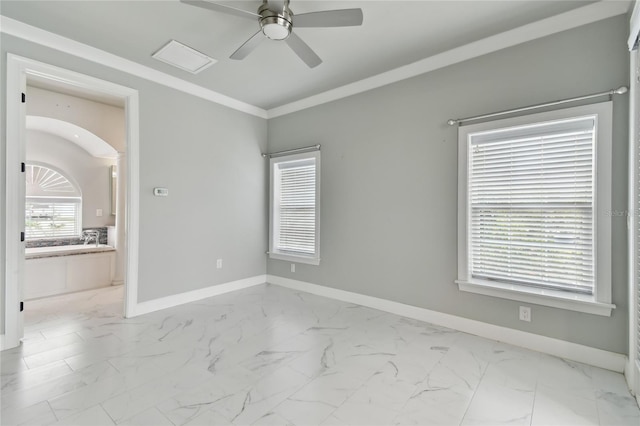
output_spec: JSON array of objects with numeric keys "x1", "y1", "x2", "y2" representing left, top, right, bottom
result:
[{"x1": 1, "y1": 284, "x2": 639, "y2": 426}]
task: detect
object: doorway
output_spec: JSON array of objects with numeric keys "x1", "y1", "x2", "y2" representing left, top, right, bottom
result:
[{"x1": 3, "y1": 54, "x2": 140, "y2": 350}]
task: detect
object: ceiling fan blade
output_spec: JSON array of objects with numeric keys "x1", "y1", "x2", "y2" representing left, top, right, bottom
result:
[
  {"x1": 293, "y1": 9, "x2": 363, "y2": 28},
  {"x1": 230, "y1": 30, "x2": 264, "y2": 60},
  {"x1": 285, "y1": 32, "x2": 322, "y2": 68},
  {"x1": 180, "y1": 0, "x2": 259, "y2": 20}
]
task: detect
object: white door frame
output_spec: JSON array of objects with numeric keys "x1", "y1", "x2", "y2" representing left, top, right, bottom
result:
[
  {"x1": 2, "y1": 54, "x2": 140, "y2": 350},
  {"x1": 628, "y1": 3, "x2": 640, "y2": 402}
]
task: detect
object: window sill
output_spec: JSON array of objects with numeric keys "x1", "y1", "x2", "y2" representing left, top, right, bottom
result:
[
  {"x1": 456, "y1": 279, "x2": 615, "y2": 317},
  {"x1": 268, "y1": 252, "x2": 320, "y2": 266}
]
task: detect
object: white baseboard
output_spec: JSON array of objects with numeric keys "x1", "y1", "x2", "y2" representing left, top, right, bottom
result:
[
  {"x1": 267, "y1": 275, "x2": 627, "y2": 373},
  {"x1": 626, "y1": 358, "x2": 640, "y2": 399},
  {"x1": 131, "y1": 275, "x2": 266, "y2": 317}
]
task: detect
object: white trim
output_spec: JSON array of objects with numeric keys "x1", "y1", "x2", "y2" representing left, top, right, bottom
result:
[
  {"x1": 627, "y1": 42, "x2": 640, "y2": 398},
  {"x1": 267, "y1": 1, "x2": 629, "y2": 118},
  {"x1": 4, "y1": 54, "x2": 27, "y2": 350},
  {"x1": 268, "y1": 253, "x2": 320, "y2": 266},
  {"x1": 0, "y1": 334, "x2": 5, "y2": 351},
  {"x1": 123, "y1": 89, "x2": 140, "y2": 320},
  {"x1": 457, "y1": 280, "x2": 614, "y2": 317},
  {"x1": 4, "y1": 54, "x2": 140, "y2": 349},
  {"x1": 129, "y1": 275, "x2": 266, "y2": 317},
  {"x1": 0, "y1": 15, "x2": 267, "y2": 119},
  {"x1": 629, "y1": 0, "x2": 640, "y2": 50},
  {"x1": 267, "y1": 275, "x2": 627, "y2": 372}
]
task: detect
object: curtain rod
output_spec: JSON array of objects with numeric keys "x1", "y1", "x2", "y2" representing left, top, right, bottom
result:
[
  {"x1": 262, "y1": 144, "x2": 321, "y2": 158},
  {"x1": 447, "y1": 86, "x2": 628, "y2": 127}
]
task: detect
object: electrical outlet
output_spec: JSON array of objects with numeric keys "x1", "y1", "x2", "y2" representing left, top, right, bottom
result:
[
  {"x1": 216, "y1": 259, "x2": 222, "y2": 269},
  {"x1": 291, "y1": 263, "x2": 295, "y2": 273},
  {"x1": 519, "y1": 306, "x2": 531, "y2": 322},
  {"x1": 96, "y1": 209, "x2": 103, "y2": 217}
]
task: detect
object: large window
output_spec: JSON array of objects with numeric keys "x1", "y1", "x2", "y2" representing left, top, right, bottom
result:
[
  {"x1": 269, "y1": 151, "x2": 320, "y2": 265},
  {"x1": 25, "y1": 164, "x2": 82, "y2": 239},
  {"x1": 457, "y1": 103, "x2": 613, "y2": 316}
]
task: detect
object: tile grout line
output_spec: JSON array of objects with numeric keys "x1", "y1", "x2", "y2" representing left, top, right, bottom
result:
[
  {"x1": 528, "y1": 354, "x2": 541, "y2": 426},
  {"x1": 457, "y1": 344, "x2": 493, "y2": 426},
  {"x1": 99, "y1": 402, "x2": 118, "y2": 425},
  {"x1": 45, "y1": 399, "x2": 59, "y2": 423}
]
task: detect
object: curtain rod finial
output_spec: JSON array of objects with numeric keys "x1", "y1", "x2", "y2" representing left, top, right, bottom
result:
[
  {"x1": 447, "y1": 119, "x2": 458, "y2": 126},
  {"x1": 614, "y1": 86, "x2": 628, "y2": 95}
]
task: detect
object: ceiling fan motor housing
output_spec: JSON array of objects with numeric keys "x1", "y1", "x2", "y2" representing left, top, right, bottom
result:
[{"x1": 258, "y1": 1, "x2": 292, "y2": 40}]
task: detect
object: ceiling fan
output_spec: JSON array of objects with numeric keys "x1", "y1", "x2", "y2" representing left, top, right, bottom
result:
[{"x1": 180, "y1": 0, "x2": 363, "y2": 68}]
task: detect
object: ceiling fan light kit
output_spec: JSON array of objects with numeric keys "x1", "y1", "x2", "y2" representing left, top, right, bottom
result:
[
  {"x1": 180, "y1": 0, "x2": 363, "y2": 68},
  {"x1": 258, "y1": 1, "x2": 292, "y2": 40}
]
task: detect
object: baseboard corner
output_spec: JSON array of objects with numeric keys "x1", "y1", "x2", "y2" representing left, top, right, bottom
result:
[{"x1": 130, "y1": 274, "x2": 266, "y2": 317}]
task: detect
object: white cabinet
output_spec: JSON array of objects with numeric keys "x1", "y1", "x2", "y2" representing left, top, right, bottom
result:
[{"x1": 25, "y1": 252, "x2": 115, "y2": 299}]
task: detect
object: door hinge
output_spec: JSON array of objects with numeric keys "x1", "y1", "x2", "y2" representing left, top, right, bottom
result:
[
  {"x1": 21, "y1": 92, "x2": 26, "y2": 103},
  {"x1": 21, "y1": 162, "x2": 25, "y2": 173},
  {"x1": 20, "y1": 301, "x2": 24, "y2": 312},
  {"x1": 20, "y1": 231, "x2": 25, "y2": 242}
]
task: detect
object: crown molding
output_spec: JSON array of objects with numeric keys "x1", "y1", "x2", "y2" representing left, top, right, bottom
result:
[
  {"x1": 266, "y1": 0, "x2": 630, "y2": 118},
  {"x1": 0, "y1": 15, "x2": 268, "y2": 119}
]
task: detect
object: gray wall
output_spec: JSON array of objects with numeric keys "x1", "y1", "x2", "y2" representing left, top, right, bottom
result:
[
  {"x1": 26, "y1": 130, "x2": 116, "y2": 228},
  {"x1": 267, "y1": 16, "x2": 630, "y2": 354},
  {"x1": 136, "y1": 85, "x2": 267, "y2": 301},
  {"x1": 0, "y1": 33, "x2": 268, "y2": 325}
]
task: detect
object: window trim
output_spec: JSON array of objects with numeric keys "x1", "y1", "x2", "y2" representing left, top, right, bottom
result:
[
  {"x1": 269, "y1": 150, "x2": 321, "y2": 265},
  {"x1": 456, "y1": 102, "x2": 614, "y2": 316}
]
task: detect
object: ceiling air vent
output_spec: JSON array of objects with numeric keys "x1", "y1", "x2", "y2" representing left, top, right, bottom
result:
[{"x1": 152, "y1": 40, "x2": 216, "y2": 74}]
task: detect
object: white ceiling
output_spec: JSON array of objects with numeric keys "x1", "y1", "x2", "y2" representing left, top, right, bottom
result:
[{"x1": 0, "y1": 1, "x2": 622, "y2": 110}]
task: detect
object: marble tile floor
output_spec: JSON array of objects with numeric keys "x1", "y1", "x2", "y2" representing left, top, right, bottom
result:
[{"x1": 1, "y1": 284, "x2": 638, "y2": 426}]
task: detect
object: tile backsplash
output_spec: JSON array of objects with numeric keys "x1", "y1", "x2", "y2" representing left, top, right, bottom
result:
[{"x1": 26, "y1": 227, "x2": 109, "y2": 248}]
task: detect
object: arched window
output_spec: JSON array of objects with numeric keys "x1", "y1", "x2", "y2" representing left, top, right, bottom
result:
[{"x1": 25, "y1": 164, "x2": 82, "y2": 239}]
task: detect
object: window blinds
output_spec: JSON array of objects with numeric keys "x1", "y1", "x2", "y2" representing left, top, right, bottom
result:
[
  {"x1": 274, "y1": 159, "x2": 317, "y2": 256},
  {"x1": 469, "y1": 117, "x2": 596, "y2": 294},
  {"x1": 25, "y1": 198, "x2": 81, "y2": 239}
]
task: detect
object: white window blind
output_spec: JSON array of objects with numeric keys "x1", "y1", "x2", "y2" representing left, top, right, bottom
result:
[
  {"x1": 25, "y1": 198, "x2": 81, "y2": 239},
  {"x1": 468, "y1": 117, "x2": 596, "y2": 295},
  {"x1": 270, "y1": 151, "x2": 320, "y2": 264},
  {"x1": 25, "y1": 164, "x2": 82, "y2": 240}
]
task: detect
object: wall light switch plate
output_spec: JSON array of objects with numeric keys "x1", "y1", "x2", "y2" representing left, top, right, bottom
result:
[
  {"x1": 291, "y1": 264, "x2": 295, "y2": 273},
  {"x1": 154, "y1": 187, "x2": 169, "y2": 197},
  {"x1": 216, "y1": 259, "x2": 222, "y2": 269},
  {"x1": 96, "y1": 209, "x2": 103, "y2": 217}
]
